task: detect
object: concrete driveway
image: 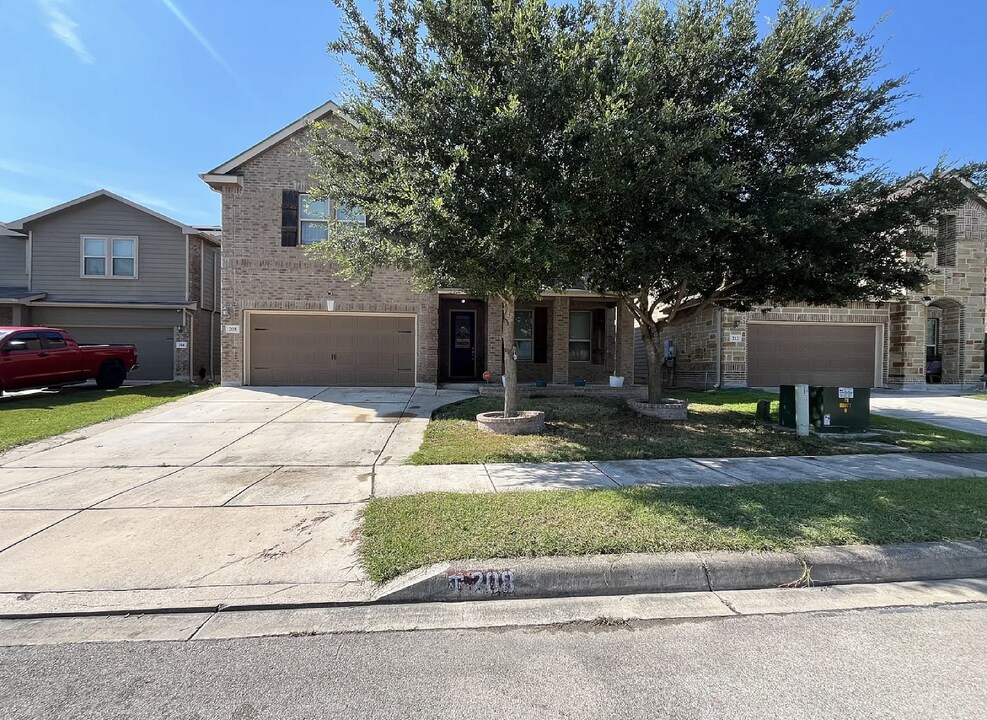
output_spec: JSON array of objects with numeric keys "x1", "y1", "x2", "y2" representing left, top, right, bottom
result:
[
  {"x1": 0, "y1": 385, "x2": 473, "y2": 615},
  {"x1": 871, "y1": 392, "x2": 987, "y2": 436}
]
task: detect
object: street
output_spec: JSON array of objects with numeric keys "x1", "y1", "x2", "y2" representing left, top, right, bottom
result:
[{"x1": 3, "y1": 602, "x2": 985, "y2": 719}]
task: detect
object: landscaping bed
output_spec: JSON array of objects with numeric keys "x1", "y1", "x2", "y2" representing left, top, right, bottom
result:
[
  {"x1": 408, "y1": 391, "x2": 987, "y2": 465},
  {"x1": 360, "y1": 477, "x2": 987, "y2": 582},
  {"x1": 0, "y1": 383, "x2": 205, "y2": 452}
]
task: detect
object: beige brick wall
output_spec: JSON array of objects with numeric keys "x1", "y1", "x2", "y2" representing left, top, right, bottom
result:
[
  {"x1": 659, "y1": 197, "x2": 987, "y2": 388},
  {"x1": 216, "y1": 123, "x2": 438, "y2": 386}
]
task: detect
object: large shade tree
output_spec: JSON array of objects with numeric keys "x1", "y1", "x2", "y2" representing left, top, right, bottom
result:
[
  {"x1": 306, "y1": 0, "x2": 589, "y2": 416},
  {"x1": 567, "y1": 0, "x2": 984, "y2": 402}
]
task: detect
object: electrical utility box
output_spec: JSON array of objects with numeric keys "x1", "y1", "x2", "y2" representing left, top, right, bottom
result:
[{"x1": 779, "y1": 386, "x2": 871, "y2": 433}]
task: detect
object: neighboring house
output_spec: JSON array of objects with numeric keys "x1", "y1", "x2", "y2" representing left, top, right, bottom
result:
[
  {"x1": 647, "y1": 191, "x2": 987, "y2": 389},
  {"x1": 201, "y1": 101, "x2": 636, "y2": 387},
  {"x1": 3, "y1": 190, "x2": 222, "y2": 382}
]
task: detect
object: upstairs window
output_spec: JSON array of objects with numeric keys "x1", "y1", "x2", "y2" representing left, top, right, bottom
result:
[
  {"x1": 299, "y1": 194, "x2": 367, "y2": 246},
  {"x1": 936, "y1": 215, "x2": 957, "y2": 268},
  {"x1": 81, "y1": 236, "x2": 138, "y2": 278},
  {"x1": 299, "y1": 194, "x2": 330, "y2": 245}
]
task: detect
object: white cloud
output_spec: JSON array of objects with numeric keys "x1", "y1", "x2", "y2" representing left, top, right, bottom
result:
[{"x1": 37, "y1": 0, "x2": 94, "y2": 64}]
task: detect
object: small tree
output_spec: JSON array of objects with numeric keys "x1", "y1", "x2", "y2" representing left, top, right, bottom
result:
[
  {"x1": 307, "y1": 0, "x2": 586, "y2": 417},
  {"x1": 567, "y1": 0, "x2": 983, "y2": 402}
]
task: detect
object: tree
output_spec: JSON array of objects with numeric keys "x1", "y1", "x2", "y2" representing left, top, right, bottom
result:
[
  {"x1": 566, "y1": 0, "x2": 984, "y2": 402},
  {"x1": 306, "y1": 0, "x2": 588, "y2": 417}
]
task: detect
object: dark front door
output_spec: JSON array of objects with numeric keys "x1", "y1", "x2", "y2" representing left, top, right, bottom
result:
[{"x1": 449, "y1": 310, "x2": 477, "y2": 379}]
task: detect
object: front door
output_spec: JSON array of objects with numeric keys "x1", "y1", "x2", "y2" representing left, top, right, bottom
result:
[{"x1": 449, "y1": 310, "x2": 477, "y2": 379}]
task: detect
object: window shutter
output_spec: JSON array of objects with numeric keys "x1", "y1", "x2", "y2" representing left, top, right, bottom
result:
[
  {"x1": 591, "y1": 308, "x2": 606, "y2": 365},
  {"x1": 281, "y1": 189, "x2": 300, "y2": 247},
  {"x1": 534, "y1": 307, "x2": 548, "y2": 363}
]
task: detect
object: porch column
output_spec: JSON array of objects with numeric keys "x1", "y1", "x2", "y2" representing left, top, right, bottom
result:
[
  {"x1": 615, "y1": 302, "x2": 635, "y2": 382},
  {"x1": 888, "y1": 299, "x2": 925, "y2": 387},
  {"x1": 552, "y1": 296, "x2": 570, "y2": 384},
  {"x1": 486, "y1": 296, "x2": 503, "y2": 377}
]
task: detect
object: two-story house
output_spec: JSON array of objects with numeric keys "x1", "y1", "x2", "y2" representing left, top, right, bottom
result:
[
  {"x1": 3, "y1": 190, "x2": 222, "y2": 382},
  {"x1": 201, "y1": 101, "x2": 636, "y2": 388},
  {"x1": 653, "y1": 189, "x2": 987, "y2": 389}
]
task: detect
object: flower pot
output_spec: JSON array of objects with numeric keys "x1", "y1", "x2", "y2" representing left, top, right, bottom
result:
[
  {"x1": 535, "y1": 380, "x2": 548, "y2": 387},
  {"x1": 609, "y1": 375, "x2": 625, "y2": 388},
  {"x1": 573, "y1": 380, "x2": 586, "y2": 387}
]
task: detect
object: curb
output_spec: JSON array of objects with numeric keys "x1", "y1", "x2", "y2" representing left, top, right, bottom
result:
[
  {"x1": 4, "y1": 541, "x2": 986, "y2": 619},
  {"x1": 372, "y1": 541, "x2": 987, "y2": 604}
]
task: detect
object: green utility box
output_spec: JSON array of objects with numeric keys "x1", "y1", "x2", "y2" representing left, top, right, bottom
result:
[{"x1": 779, "y1": 385, "x2": 871, "y2": 433}]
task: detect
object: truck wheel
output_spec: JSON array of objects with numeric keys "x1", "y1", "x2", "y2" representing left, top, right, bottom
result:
[{"x1": 96, "y1": 362, "x2": 126, "y2": 390}]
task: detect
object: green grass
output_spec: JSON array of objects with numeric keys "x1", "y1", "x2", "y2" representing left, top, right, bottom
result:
[
  {"x1": 408, "y1": 390, "x2": 987, "y2": 465},
  {"x1": 408, "y1": 390, "x2": 987, "y2": 464},
  {"x1": 361, "y1": 477, "x2": 987, "y2": 582},
  {"x1": 0, "y1": 383, "x2": 205, "y2": 452}
]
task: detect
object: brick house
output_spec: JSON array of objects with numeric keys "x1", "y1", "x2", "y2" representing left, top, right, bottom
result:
[
  {"x1": 202, "y1": 101, "x2": 636, "y2": 388},
  {"x1": 649, "y1": 190, "x2": 987, "y2": 389}
]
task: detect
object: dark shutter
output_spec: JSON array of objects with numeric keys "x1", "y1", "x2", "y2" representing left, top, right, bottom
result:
[
  {"x1": 533, "y1": 306, "x2": 548, "y2": 363},
  {"x1": 281, "y1": 189, "x2": 300, "y2": 247},
  {"x1": 591, "y1": 308, "x2": 606, "y2": 365}
]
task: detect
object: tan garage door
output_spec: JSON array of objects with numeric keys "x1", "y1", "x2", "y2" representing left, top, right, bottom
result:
[
  {"x1": 248, "y1": 314, "x2": 415, "y2": 386},
  {"x1": 747, "y1": 323, "x2": 878, "y2": 388}
]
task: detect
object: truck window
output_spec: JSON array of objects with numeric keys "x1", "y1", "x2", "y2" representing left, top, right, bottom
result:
[
  {"x1": 41, "y1": 332, "x2": 68, "y2": 349},
  {"x1": 7, "y1": 332, "x2": 42, "y2": 351}
]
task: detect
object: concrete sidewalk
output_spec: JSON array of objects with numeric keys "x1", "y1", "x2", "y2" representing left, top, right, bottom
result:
[{"x1": 373, "y1": 452, "x2": 987, "y2": 497}]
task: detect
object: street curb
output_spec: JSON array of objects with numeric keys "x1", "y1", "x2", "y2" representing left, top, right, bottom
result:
[
  {"x1": 372, "y1": 541, "x2": 987, "y2": 604},
  {"x1": 3, "y1": 541, "x2": 985, "y2": 619}
]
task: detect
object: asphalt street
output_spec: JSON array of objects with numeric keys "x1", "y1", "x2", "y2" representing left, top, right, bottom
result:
[{"x1": 2, "y1": 602, "x2": 985, "y2": 719}]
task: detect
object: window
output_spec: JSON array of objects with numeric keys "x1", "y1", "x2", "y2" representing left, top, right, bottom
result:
[
  {"x1": 514, "y1": 309, "x2": 534, "y2": 361},
  {"x1": 936, "y1": 215, "x2": 957, "y2": 268},
  {"x1": 569, "y1": 311, "x2": 592, "y2": 362},
  {"x1": 42, "y1": 331, "x2": 67, "y2": 349},
  {"x1": 6, "y1": 332, "x2": 42, "y2": 351},
  {"x1": 335, "y1": 204, "x2": 367, "y2": 224},
  {"x1": 299, "y1": 194, "x2": 367, "y2": 245},
  {"x1": 81, "y1": 236, "x2": 138, "y2": 278},
  {"x1": 299, "y1": 194, "x2": 329, "y2": 245},
  {"x1": 926, "y1": 318, "x2": 939, "y2": 360}
]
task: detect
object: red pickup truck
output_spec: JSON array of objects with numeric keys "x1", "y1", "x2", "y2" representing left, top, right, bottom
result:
[{"x1": 0, "y1": 327, "x2": 139, "y2": 394}]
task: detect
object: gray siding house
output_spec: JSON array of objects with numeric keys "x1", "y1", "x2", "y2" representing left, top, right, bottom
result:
[{"x1": 3, "y1": 190, "x2": 221, "y2": 381}]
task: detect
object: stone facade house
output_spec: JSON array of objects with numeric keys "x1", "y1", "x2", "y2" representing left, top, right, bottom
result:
[
  {"x1": 201, "y1": 101, "x2": 636, "y2": 388},
  {"x1": 2, "y1": 190, "x2": 222, "y2": 381},
  {"x1": 648, "y1": 191, "x2": 987, "y2": 389}
]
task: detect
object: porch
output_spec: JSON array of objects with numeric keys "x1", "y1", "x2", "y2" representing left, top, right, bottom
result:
[{"x1": 436, "y1": 294, "x2": 636, "y2": 385}]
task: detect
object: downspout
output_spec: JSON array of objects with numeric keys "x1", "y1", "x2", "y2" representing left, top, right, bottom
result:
[{"x1": 713, "y1": 306, "x2": 722, "y2": 389}]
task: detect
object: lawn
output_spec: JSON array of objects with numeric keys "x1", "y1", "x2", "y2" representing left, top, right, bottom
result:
[
  {"x1": 408, "y1": 390, "x2": 987, "y2": 464},
  {"x1": 0, "y1": 383, "x2": 204, "y2": 452},
  {"x1": 361, "y1": 477, "x2": 987, "y2": 582}
]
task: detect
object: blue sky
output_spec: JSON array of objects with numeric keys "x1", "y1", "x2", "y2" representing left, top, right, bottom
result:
[{"x1": 1, "y1": 0, "x2": 984, "y2": 225}]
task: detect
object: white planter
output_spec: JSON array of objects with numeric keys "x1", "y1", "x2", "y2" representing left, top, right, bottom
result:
[
  {"x1": 609, "y1": 375, "x2": 625, "y2": 387},
  {"x1": 502, "y1": 375, "x2": 506, "y2": 387}
]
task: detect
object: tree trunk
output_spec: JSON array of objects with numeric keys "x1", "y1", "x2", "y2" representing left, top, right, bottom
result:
[
  {"x1": 500, "y1": 293, "x2": 519, "y2": 418},
  {"x1": 629, "y1": 298, "x2": 663, "y2": 404}
]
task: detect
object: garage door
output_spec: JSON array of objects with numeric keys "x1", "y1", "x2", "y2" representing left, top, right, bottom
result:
[
  {"x1": 68, "y1": 327, "x2": 175, "y2": 381},
  {"x1": 747, "y1": 323, "x2": 879, "y2": 388},
  {"x1": 248, "y1": 314, "x2": 415, "y2": 386}
]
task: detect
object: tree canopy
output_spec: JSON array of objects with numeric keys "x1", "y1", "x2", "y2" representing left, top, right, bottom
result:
[{"x1": 308, "y1": 0, "x2": 985, "y2": 407}]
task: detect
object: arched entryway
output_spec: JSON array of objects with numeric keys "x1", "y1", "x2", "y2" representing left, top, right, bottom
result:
[{"x1": 925, "y1": 298, "x2": 964, "y2": 384}]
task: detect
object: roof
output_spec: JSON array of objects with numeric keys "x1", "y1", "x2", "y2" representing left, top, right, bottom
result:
[
  {"x1": 6, "y1": 189, "x2": 212, "y2": 240},
  {"x1": 0, "y1": 287, "x2": 46, "y2": 303},
  {"x1": 200, "y1": 100, "x2": 358, "y2": 189},
  {"x1": 0, "y1": 222, "x2": 26, "y2": 238}
]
